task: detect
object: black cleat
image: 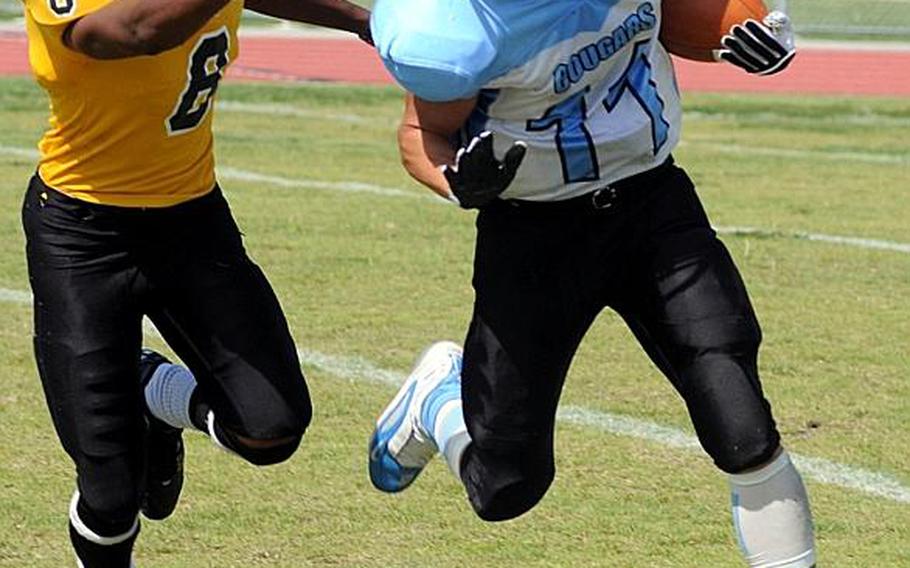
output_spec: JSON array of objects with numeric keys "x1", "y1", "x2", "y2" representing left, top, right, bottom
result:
[{"x1": 139, "y1": 349, "x2": 185, "y2": 521}]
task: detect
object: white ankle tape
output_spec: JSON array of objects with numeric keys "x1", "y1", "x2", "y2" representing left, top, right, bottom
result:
[
  {"x1": 69, "y1": 491, "x2": 138, "y2": 546},
  {"x1": 144, "y1": 363, "x2": 196, "y2": 430},
  {"x1": 729, "y1": 449, "x2": 791, "y2": 487},
  {"x1": 729, "y1": 450, "x2": 816, "y2": 568}
]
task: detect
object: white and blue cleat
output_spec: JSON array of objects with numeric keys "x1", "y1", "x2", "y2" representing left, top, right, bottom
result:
[{"x1": 369, "y1": 341, "x2": 463, "y2": 493}]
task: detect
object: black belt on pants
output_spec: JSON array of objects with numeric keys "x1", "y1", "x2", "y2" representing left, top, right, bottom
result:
[{"x1": 498, "y1": 156, "x2": 674, "y2": 214}]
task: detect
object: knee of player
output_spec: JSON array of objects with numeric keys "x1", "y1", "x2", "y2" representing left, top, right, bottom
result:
[
  {"x1": 75, "y1": 460, "x2": 143, "y2": 524},
  {"x1": 211, "y1": 400, "x2": 310, "y2": 466},
  {"x1": 472, "y1": 468, "x2": 555, "y2": 522},
  {"x1": 711, "y1": 434, "x2": 780, "y2": 474},
  {"x1": 228, "y1": 430, "x2": 304, "y2": 466},
  {"x1": 684, "y1": 357, "x2": 780, "y2": 473},
  {"x1": 71, "y1": 489, "x2": 140, "y2": 541},
  {"x1": 463, "y1": 439, "x2": 556, "y2": 522}
]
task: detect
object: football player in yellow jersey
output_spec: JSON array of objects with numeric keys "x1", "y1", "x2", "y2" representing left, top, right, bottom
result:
[{"x1": 20, "y1": 0, "x2": 369, "y2": 566}]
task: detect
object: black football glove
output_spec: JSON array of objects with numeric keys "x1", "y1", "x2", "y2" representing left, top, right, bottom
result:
[
  {"x1": 442, "y1": 131, "x2": 527, "y2": 210},
  {"x1": 718, "y1": 11, "x2": 796, "y2": 76}
]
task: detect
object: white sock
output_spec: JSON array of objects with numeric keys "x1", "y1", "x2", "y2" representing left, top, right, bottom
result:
[
  {"x1": 431, "y1": 399, "x2": 471, "y2": 481},
  {"x1": 729, "y1": 450, "x2": 816, "y2": 568},
  {"x1": 143, "y1": 363, "x2": 196, "y2": 430}
]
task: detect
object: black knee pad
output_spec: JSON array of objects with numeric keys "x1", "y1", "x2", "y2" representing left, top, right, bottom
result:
[
  {"x1": 76, "y1": 456, "x2": 141, "y2": 535},
  {"x1": 214, "y1": 389, "x2": 310, "y2": 466},
  {"x1": 239, "y1": 434, "x2": 303, "y2": 466},
  {"x1": 684, "y1": 352, "x2": 781, "y2": 474},
  {"x1": 75, "y1": 495, "x2": 138, "y2": 538},
  {"x1": 462, "y1": 439, "x2": 555, "y2": 522},
  {"x1": 216, "y1": 422, "x2": 304, "y2": 466},
  {"x1": 230, "y1": 388, "x2": 312, "y2": 442},
  {"x1": 471, "y1": 470, "x2": 554, "y2": 522},
  {"x1": 718, "y1": 437, "x2": 780, "y2": 474}
]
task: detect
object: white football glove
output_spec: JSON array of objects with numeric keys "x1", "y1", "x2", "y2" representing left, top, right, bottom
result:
[{"x1": 716, "y1": 11, "x2": 796, "y2": 76}]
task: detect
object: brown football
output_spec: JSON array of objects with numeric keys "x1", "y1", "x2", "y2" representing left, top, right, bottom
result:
[{"x1": 660, "y1": 0, "x2": 770, "y2": 62}]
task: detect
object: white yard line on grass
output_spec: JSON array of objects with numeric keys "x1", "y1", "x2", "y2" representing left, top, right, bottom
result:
[
  {"x1": 559, "y1": 406, "x2": 910, "y2": 505},
  {"x1": 0, "y1": 288, "x2": 30, "y2": 303},
  {"x1": 0, "y1": 146, "x2": 426, "y2": 200},
  {"x1": 217, "y1": 100, "x2": 392, "y2": 126},
  {"x1": 681, "y1": 140, "x2": 910, "y2": 165},
  {"x1": 6, "y1": 126, "x2": 909, "y2": 173},
  {"x1": 2, "y1": 144, "x2": 909, "y2": 254},
  {"x1": 217, "y1": 166, "x2": 426, "y2": 200},
  {"x1": 0, "y1": 145, "x2": 38, "y2": 159},
  {"x1": 274, "y1": 343, "x2": 910, "y2": 506},
  {"x1": 684, "y1": 110, "x2": 910, "y2": 129},
  {"x1": 2, "y1": 286, "x2": 907, "y2": 504},
  {"x1": 716, "y1": 226, "x2": 910, "y2": 254}
]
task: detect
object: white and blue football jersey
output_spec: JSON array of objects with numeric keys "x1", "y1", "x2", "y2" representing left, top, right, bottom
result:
[{"x1": 372, "y1": 0, "x2": 682, "y2": 202}]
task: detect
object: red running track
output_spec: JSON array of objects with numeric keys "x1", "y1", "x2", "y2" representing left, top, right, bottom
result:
[{"x1": 1, "y1": 32, "x2": 909, "y2": 97}]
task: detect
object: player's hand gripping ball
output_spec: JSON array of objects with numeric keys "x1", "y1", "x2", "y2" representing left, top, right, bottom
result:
[
  {"x1": 717, "y1": 11, "x2": 796, "y2": 75},
  {"x1": 443, "y1": 132, "x2": 527, "y2": 209},
  {"x1": 661, "y1": 0, "x2": 795, "y2": 75}
]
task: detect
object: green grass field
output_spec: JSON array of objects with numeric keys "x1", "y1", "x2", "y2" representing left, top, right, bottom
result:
[
  {"x1": 241, "y1": 1, "x2": 910, "y2": 39},
  {"x1": 785, "y1": 0, "x2": 910, "y2": 36},
  {"x1": 0, "y1": 77, "x2": 908, "y2": 567},
  {"x1": 3, "y1": 2, "x2": 910, "y2": 38}
]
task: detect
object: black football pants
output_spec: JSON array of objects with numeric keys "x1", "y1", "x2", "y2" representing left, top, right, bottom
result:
[
  {"x1": 460, "y1": 162, "x2": 780, "y2": 521},
  {"x1": 22, "y1": 176, "x2": 311, "y2": 534}
]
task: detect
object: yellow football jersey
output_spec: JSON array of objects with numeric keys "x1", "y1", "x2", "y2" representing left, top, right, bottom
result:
[{"x1": 23, "y1": 0, "x2": 242, "y2": 207}]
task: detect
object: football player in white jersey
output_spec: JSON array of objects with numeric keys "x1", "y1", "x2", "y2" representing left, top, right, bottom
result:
[{"x1": 367, "y1": 1, "x2": 815, "y2": 567}]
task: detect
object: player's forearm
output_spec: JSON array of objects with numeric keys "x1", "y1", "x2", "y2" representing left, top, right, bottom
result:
[
  {"x1": 65, "y1": 0, "x2": 231, "y2": 59},
  {"x1": 398, "y1": 123, "x2": 456, "y2": 201},
  {"x1": 244, "y1": 0, "x2": 370, "y2": 39}
]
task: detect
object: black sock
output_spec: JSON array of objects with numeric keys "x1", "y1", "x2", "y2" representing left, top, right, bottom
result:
[
  {"x1": 189, "y1": 390, "x2": 211, "y2": 432},
  {"x1": 70, "y1": 494, "x2": 139, "y2": 568},
  {"x1": 69, "y1": 522, "x2": 138, "y2": 568}
]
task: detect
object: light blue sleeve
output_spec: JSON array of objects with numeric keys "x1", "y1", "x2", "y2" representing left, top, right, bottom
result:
[
  {"x1": 370, "y1": 0, "x2": 496, "y2": 102},
  {"x1": 379, "y1": 59, "x2": 480, "y2": 103}
]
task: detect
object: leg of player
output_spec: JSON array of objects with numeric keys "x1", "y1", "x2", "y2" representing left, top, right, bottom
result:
[
  {"x1": 143, "y1": 310, "x2": 309, "y2": 468},
  {"x1": 729, "y1": 448, "x2": 816, "y2": 568},
  {"x1": 69, "y1": 491, "x2": 140, "y2": 568},
  {"x1": 23, "y1": 178, "x2": 145, "y2": 568},
  {"x1": 617, "y1": 165, "x2": 815, "y2": 567},
  {"x1": 138, "y1": 349, "x2": 193, "y2": 521},
  {"x1": 141, "y1": 349, "x2": 306, "y2": 460},
  {"x1": 370, "y1": 199, "x2": 599, "y2": 522},
  {"x1": 140, "y1": 344, "x2": 303, "y2": 519},
  {"x1": 140, "y1": 186, "x2": 311, "y2": 483},
  {"x1": 368, "y1": 341, "x2": 470, "y2": 492}
]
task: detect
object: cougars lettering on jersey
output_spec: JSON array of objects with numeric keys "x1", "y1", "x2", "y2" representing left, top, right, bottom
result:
[
  {"x1": 373, "y1": 0, "x2": 682, "y2": 202},
  {"x1": 22, "y1": 0, "x2": 242, "y2": 207}
]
